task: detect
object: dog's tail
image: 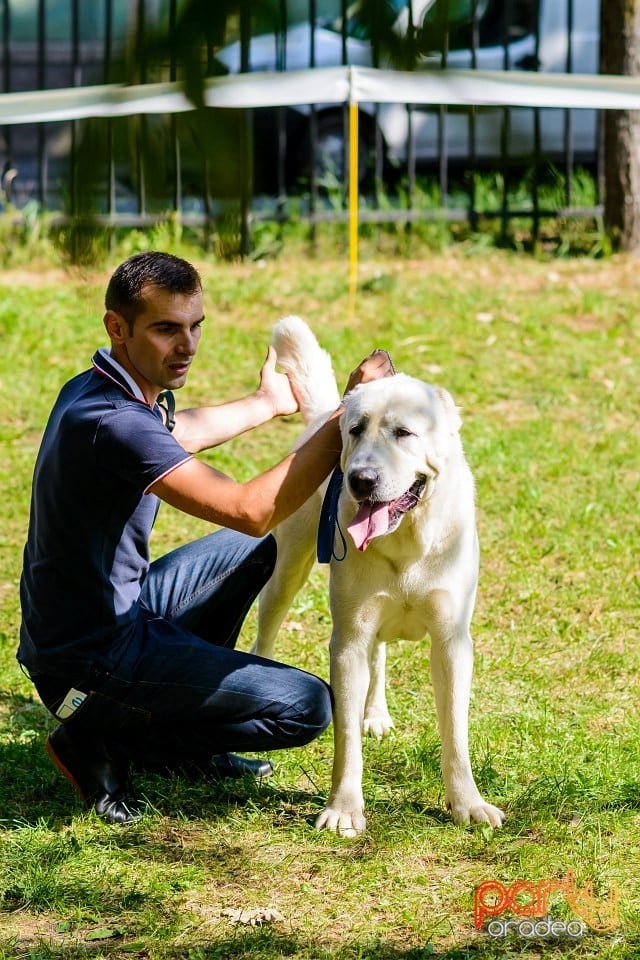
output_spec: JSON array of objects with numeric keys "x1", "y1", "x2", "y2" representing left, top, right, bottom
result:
[{"x1": 272, "y1": 315, "x2": 340, "y2": 424}]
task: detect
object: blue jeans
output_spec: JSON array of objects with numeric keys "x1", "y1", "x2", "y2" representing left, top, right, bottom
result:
[{"x1": 33, "y1": 530, "x2": 332, "y2": 768}]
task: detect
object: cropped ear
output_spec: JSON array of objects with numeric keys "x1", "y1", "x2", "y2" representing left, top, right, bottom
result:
[{"x1": 436, "y1": 387, "x2": 462, "y2": 434}]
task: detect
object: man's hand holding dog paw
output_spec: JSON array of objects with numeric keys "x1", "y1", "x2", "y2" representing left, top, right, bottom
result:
[{"x1": 258, "y1": 344, "x2": 300, "y2": 418}]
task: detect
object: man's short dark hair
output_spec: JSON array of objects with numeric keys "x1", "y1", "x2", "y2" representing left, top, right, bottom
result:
[{"x1": 105, "y1": 252, "x2": 202, "y2": 329}]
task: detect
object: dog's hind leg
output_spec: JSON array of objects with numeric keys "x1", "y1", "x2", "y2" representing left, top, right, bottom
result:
[
  {"x1": 363, "y1": 641, "x2": 394, "y2": 738},
  {"x1": 253, "y1": 493, "x2": 321, "y2": 660}
]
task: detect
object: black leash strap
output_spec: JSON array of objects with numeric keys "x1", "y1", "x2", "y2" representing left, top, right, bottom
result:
[
  {"x1": 317, "y1": 466, "x2": 347, "y2": 563},
  {"x1": 158, "y1": 390, "x2": 176, "y2": 432}
]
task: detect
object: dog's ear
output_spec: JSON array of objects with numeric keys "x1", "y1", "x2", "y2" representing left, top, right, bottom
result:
[{"x1": 436, "y1": 387, "x2": 462, "y2": 434}]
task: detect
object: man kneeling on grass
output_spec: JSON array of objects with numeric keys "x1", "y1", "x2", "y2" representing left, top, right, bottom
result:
[{"x1": 18, "y1": 250, "x2": 392, "y2": 824}]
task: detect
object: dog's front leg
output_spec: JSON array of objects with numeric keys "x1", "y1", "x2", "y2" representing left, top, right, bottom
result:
[
  {"x1": 315, "y1": 633, "x2": 371, "y2": 837},
  {"x1": 429, "y1": 616, "x2": 505, "y2": 828}
]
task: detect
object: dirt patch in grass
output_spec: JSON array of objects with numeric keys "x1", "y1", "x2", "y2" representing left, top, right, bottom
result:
[{"x1": 0, "y1": 914, "x2": 63, "y2": 952}]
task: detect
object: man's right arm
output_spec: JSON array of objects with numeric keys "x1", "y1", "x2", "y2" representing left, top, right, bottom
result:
[{"x1": 149, "y1": 405, "x2": 344, "y2": 537}]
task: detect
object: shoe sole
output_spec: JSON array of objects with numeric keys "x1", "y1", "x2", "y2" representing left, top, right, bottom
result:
[{"x1": 46, "y1": 733, "x2": 89, "y2": 807}]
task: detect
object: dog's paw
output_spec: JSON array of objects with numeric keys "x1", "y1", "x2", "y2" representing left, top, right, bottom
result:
[
  {"x1": 315, "y1": 805, "x2": 367, "y2": 838},
  {"x1": 363, "y1": 711, "x2": 394, "y2": 739},
  {"x1": 448, "y1": 797, "x2": 505, "y2": 829}
]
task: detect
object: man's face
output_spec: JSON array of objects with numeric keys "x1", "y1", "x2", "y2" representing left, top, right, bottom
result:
[{"x1": 109, "y1": 285, "x2": 205, "y2": 400}]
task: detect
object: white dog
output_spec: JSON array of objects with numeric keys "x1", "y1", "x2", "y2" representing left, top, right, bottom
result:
[{"x1": 255, "y1": 317, "x2": 504, "y2": 837}]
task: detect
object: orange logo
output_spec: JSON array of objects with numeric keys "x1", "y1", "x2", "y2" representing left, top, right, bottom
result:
[{"x1": 474, "y1": 872, "x2": 619, "y2": 935}]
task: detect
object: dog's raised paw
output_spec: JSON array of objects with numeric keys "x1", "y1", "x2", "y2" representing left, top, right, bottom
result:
[{"x1": 315, "y1": 805, "x2": 367, "y2": 837}]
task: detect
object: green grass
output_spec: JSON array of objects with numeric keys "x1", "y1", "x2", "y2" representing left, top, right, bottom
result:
[{"x1": 1, "y1": 246, "x2": 639, "y2": 958}]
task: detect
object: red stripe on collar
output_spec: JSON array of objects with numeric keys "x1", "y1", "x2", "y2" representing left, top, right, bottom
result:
[{"x1": 92, "y1": 349, "x2": 152, "y2": 407}]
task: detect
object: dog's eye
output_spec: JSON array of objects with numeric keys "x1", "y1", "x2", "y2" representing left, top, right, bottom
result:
[
  {"x1": 349, "y1": 423, "x2": 365, "y2": 437},
  {"x1": 395, "y1": 427, "x2": 415, "y2": 439}
]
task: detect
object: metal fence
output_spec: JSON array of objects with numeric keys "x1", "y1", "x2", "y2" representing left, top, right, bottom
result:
[{"x1": 0, "y1": 0, "x2": 603, "y2": 251}]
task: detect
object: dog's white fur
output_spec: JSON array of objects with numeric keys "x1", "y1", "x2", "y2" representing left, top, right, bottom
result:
[{"x1": 255, "y1": 316, "x2": 504, "y2": 837}]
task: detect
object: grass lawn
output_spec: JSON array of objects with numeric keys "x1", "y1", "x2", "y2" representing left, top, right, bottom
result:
[{"x1": 0, "y1": 245, "x2": 638, "y2": 959}]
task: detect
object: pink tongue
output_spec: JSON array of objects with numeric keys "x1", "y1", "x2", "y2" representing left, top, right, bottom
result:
[{"x1": 347, "y1": 501, "x2": 390, "y2": 551}]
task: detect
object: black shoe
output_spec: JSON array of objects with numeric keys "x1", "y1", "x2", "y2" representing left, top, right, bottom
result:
[
  {"x1": 210, "y1": 752, "x2": 274, "y2": 781},
  {"x1": 46, "y1": 726, "x2": 145, "y2": 825}
]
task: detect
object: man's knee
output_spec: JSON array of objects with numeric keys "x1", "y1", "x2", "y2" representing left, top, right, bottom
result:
[
  {"x1": 247, "y1": 534, "x2": 277, "y2": 594},
  {"x1": 283, "y1": 673, "x2": 332, "y2": 748},
  {"x1": 259, "y1": 534, "x2": 277, "y2": 580}
]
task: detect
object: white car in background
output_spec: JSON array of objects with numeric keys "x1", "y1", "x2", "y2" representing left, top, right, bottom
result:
[{"x1": 216, "y1": 0, "x2": 600, "y2": 181}]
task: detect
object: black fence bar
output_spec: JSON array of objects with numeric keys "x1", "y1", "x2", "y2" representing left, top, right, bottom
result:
[
  {"x1": 564, "y1": 0, "x2": 575, "y2": 206},
  {"x1": 36, "y1": 0, "x2": 45, "y2": 205},
  {"x1": 1, "y1": 0, "x2": 10, "y2": 191}
]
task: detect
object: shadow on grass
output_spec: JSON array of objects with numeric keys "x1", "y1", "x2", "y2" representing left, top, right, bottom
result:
[
  {"x1": 0, "y1": 734, "x2": 331, "y2": 830},
  {"x1": 0, "y1": 688, "x2": 449, "y2": 830},
  {"x1": 0, "y1": 728, "x2": 459, "y2": 834},
  {"x1": 0, "y1": 687, "x2": 330, "y2": 828},
  {"x1": 0, "y1": 929, "x2": 540, "y2": 960}
]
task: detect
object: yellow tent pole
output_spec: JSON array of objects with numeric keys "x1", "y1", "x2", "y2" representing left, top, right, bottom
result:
[{"x1": 347, "y1": 98, "x2": 359, "y2": 324}]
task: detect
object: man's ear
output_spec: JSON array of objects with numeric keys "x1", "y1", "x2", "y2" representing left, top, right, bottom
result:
[{"x1": 103, "y1": 310, "x2": 128, "y2": 344}]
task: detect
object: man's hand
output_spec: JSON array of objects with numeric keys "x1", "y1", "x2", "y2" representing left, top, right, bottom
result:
[
  {"x1": 343, "y1": 349, "x2": 396, "y2": 396},
  {"x1": 256, "y1": 345, "x2": 299, "y2": 418},
  {"x1": 173, "y1": 345, "x2": 299, "y2": 453}
]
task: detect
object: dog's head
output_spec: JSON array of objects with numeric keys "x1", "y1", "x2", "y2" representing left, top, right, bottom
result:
[{"x1": 340, "y1": 374, "x2": 462, "y2": 551}]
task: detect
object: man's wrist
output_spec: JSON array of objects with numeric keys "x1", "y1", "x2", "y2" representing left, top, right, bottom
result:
[{"x1": 252, "y1": 389, "x2": 281, "y2": 421}]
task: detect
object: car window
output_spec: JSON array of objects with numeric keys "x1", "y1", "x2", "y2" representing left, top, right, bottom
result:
[
  {"x1": 318, "y1": 0, "x2": 536, "y2": 49},
  {"x1": 408, "y1": 0, "x2": 537, "y2": 53}
]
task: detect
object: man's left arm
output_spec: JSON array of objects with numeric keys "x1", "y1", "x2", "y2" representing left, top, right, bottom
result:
[{"x1": 171, "y1": 345, "x2": 298, "y2": 454}]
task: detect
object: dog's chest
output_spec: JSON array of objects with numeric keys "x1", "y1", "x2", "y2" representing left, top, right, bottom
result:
[
  {"x1": 379, "y1": 562, "x2": 436, "y2": 640},
  {"x1": 335, "y1": 555, "x2": 436, "y2": 642}
]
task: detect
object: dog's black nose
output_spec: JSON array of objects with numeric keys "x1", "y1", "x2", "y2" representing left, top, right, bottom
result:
[{"x1": 348, "y1": 467, "x2": 379, "y2": 499}]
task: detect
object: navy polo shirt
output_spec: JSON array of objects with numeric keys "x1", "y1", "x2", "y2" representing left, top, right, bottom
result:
[{"x1": 18, "y1": 349, "x2": 191, "y2": 676}]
